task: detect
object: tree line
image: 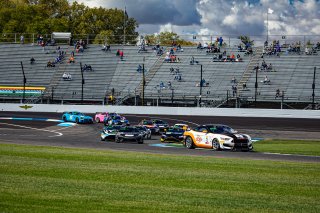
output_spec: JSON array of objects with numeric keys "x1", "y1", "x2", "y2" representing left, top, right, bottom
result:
[{"x1": 0, "y1": 0, "x2": 139, "y2": 44}]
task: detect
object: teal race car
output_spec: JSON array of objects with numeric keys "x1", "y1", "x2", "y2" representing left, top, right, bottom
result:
[{"x1": 62, "y1": 111, "x2": 93, "y2": 124}]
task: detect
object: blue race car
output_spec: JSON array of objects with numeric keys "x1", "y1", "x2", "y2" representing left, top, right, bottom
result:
[
  {"x1": 104, "y1": 115, "x2": 130, "y2": 126},
  {"x1": 62, "y1": 111, "x2": 93, "y2": 124}
]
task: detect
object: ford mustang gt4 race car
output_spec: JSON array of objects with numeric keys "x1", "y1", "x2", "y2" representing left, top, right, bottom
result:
[
  {"x1": 100, "y1": 125, "x2": 122, "y2": 141},
  {"x1": 104, "y1": 115, "x2": 129, "y2": 126},
  {"x1": 183, "y1": 124, "x2": 253, "y2": 151},
  {"x1": 62, "y1": 111, "x2": 93, "y2": 124},
  {"x1": 115, "y1": 126, "x2": 144, "y2": 144},
  {"x1": 161, "y1": 127, "x2": 185, "y2": 143}
]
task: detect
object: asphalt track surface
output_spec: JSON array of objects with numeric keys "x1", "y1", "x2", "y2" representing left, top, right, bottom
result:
[{"x1": 0, "y1": 111, "x2": 319, "y2": 163}]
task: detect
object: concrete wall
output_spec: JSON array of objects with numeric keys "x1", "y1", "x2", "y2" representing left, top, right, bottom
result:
[{"x1": 0, "y1": 103, "x2": 319, "y2": 119}]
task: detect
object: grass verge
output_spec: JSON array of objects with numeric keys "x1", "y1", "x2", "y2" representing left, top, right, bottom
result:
[
  {"x1": 254, "y1": 139, "x2": 320, "y2": 156},
  {"x1": 0, "y1": 143, "x2": 319, "y2": 213}
]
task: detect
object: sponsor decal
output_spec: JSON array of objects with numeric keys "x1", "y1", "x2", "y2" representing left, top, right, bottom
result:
[{"x1": 196, "y1": 135, "x2": 202, "y2": 143}]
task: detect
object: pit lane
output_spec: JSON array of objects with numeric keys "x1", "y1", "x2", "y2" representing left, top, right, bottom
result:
[{"x1": 0, "y1": 111, "x2": 319, "y2": 163}]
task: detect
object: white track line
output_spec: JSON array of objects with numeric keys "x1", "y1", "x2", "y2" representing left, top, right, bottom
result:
[{"x1": 0, "y1": 122, "x2": 63, "y2": 137}]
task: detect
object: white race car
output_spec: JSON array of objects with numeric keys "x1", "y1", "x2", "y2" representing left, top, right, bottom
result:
[{"x1": 183, "y1": 124, "x2": 253, "y2": 151}]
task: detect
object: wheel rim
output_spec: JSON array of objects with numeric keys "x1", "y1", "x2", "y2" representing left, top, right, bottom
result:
[
  {"x1": 95, "y1": 117, "x2": 100, "y2": 123},
  {"x1": 186, "y1": 137, "x2": 192, "y2": 148},
  {"x1": 212, "y1": 139, "x2": 219, "y2": 150}
]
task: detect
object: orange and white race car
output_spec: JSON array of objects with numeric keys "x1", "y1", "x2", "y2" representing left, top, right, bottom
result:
[{"x1": 183, "y1": 124, "x2": 253, "y2": 151}]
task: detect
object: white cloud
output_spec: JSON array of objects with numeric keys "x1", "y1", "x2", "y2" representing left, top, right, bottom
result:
[{"x1": 69, "y1": 0, "x2": 320, "y2": 36}]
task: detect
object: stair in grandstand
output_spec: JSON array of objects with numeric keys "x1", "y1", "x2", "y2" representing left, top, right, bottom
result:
[
  {"x1": 237, "y1": 46, "x2": 263, "y2": 96},
  {"x1": 135, "y1": 48, "x2": 168, "y2": 95},
  {"x1": 42, "y1": 46, "x2": 75, "y2": 100}
]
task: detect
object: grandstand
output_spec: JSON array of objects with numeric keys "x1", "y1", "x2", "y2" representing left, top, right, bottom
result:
[{"x1": 0, "y1": 41, "x2": 319, "y2": 109}]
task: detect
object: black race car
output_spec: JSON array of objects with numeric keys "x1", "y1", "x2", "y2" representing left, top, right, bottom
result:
[
  {"x1": 160, "y1": 127, "x2": 185, "y2": 143},
  {"x1": 152, "y1": 119, "x2": 169, "y2": 132},
  {"x1": 134, "y1": 125, "x2": 152, "y2": 139},
  {"x1": 115, "y1": 126, "x2": 144, "y2": 144}
]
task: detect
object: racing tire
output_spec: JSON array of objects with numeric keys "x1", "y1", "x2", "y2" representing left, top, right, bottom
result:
[
  {"x1": 148, "y1": 134, "x2": 152, "y2": 140},
  {"x1": 100, "y1": 137, "x2": 105, "y2": 141},
  {"x1": 115, "y1": 137, "x2": 122, "y2": 143},
  {"x1": 75, "y1": 118, "x2": 80, "y2": 124},
  {"x1": 95, "y1": 117, "x2": 100, "y2": 123},
  {"x1": 185, "y1": 136, "x2": 195, "y2": 149},
  {"x1": 62, "y1": 116, "x2": 67, "y2": 122},
  {"x1": 138, "y1": 138, "x2": 144, "y2": 144},
  {"x1": 212, "y1": 139, "x2": 220, "y2": 151}
]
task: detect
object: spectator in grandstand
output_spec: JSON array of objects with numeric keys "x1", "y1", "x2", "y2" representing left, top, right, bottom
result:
[
  {"x1": 176, "y1": 44, "x2": 183, "y2": 52},
  {"x1": 232, "y1": 85, "x2": 237, "y2": 97},
  {"x1": 120, "y1": 50, "x2": 124, "y2": 60},
  {"x1": 30, "y1": 57, "x2": 35, "y2": 65},
  {"x1": 83, "y1": 64, "x2": 93, "y2": 72},
  {"x1": 47, "y1": 61, "x2": 55, "y2": 67},
  {"x1": 261, "y1": 60, "x2": 268, "y2": 70},
  {"x1": 20, "y1": 35, "x2": 24, "y2": 44},
  {"x1": 230, "y1": 53, "x2": 235, "y2": 62},
  {"x1": 219, "y1": 37, "x2": 223, "y2": 46},
  {"x1": 170, "y1": 48, "x2": 175, "y2": 55},
  {"x1": 197, "y1": 42, "x2": 202, "y2": 50},
  {"x1": 167, "y1": 81, "x2": 172, "y2": 89},
  {"x1": 68, "y1": 55, "x2": 75, "y2": 63},
  {"x1": 62, "y1": 72, "x2": 72, "y2": 81},
  {"x1": 264, "y1": 40, "x2": 268, "y2": 47},
  {"x1": 263, "y1": 76, "x2": 270, "y2": 84},
  {"x1": 238, "y1": 44, "x2": 243, "y2": 51},
  {"x1": 156, "y1": 47, "x2": 164, "y2": 55},
  {"x1": 190, "y1": 56, "x2": 198, "y2": 65},
  {"x1": 305, "y1": 47, "x2": 311, "y2": 55},
  {"x1": 242, "y1": 82, "x2": 247, "y2": 90},
  {"x1": 164, "y1": 55, "x2": 170, "y2": 62},
  {"x1": 101, "y1": 43, "x2": 110, "y2": 52},
  {"x1": 275, "y1": 88, "x2": 280, "y2": 98},
  {"x1": 231, "y1": 76, "x2": 237, "y2": 84},
  {"x1": 41, "y1": 41, "x2": 45, "y2": 51},
  {"x1": 160, "y1": 81, "x2": 165, "y2": 89},
  {"x1": 116, "y1": 49, "x2": 120, "y2": 56},
  {"x1": 137, "y1": 64, "x2": 142, "y2": 73}
]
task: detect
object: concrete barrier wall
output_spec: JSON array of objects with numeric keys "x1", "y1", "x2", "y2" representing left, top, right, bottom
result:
[{"x1": 1, "y1": 103, "x2": 319, "y2": 119}]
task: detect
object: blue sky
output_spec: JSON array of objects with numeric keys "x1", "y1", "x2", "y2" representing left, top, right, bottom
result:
[{"x1": 69, "y1": 0, "x2": 320, "y2": 37}]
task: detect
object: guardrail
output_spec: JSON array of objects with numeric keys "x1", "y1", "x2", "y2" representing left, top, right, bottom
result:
[{"x1": 0, "y1": 103, "x2": 319, "y2": 119}]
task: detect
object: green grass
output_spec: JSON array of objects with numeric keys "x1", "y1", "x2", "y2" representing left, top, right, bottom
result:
[
  {"x1": 0, "y1": 143, "x2": 319, "y2": 213},
  {"x1": 254, "y1": 139, "x2": 320, "y2": 156}
]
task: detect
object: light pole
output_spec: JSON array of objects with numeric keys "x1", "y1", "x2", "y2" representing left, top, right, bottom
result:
[
  {"x1": 20, "y1": 61, "x2": 26, "y2": 103},
  {"x1": 312, "y1": 67, "x2": 316, "y2": 110},
  {"x1": 142, "y1": 63, "x2": 145, "y2": 106},
  {"x1": 199, "y1": 64, "x2": 203, "y2": 107},
  {"x1": 255, "y1": 66, "x2": 258, "y2": 107},
  {"x1": 80, "y1": 62, "x2": 85, "y2": 104}
]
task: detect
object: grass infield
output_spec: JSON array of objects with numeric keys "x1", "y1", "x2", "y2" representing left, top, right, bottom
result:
[
  {"x1": 254, "y1": 139, "x2": 320, "y2": 156},
  {"x1": 0, "y1": 143, "x2": 319, "y2": 212}
]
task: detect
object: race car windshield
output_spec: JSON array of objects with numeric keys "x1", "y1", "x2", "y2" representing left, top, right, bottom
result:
[
  {"x1": 114, "y1": 116, "x2": 121, "y2": 120},
  {"x1": 106, "y1": 126, "x2": 121, "y2": 130},
  {"x1": 154, "y1": 120, "x2": 166, "y2": 124},
  {"x1": 210, "y1": 125, "x2": 236, "y2": 134},
  {"x1": 168, "y1": 128, "x2": 184, "y2": 132},
  {"x1": 143, "y1": 121, "x2": 153, "y2": 125},
  {"x1": 120, "y1": 128, "x2": 138, "y2": 132},
  {"x1": 73, "y1": 112, "x2": 84, "y2": 116}
]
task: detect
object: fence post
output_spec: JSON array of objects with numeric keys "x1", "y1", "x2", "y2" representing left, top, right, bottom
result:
[
  {"x1": 87, "y1": 34, "x2": 89, "y2": 45},
  {"x1": 15, "y1": 33, "x2": 17, "y2": 43}
]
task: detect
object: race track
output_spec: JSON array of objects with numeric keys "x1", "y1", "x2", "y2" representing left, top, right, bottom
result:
[{"x1": 0, "y1": 111, "x2": 319, "y2": 162}]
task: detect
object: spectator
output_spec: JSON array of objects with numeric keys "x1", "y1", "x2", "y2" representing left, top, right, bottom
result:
[
  {"x1": 219, "y1": 37, "x2": 223, "y2": 47},
  {"x1": 263, "y1": 75, "x2": 270, "y2": 84},
  {"x1": 20, "y1": 35, "x2": 24, "y2": 44},
  {"x1": 116, "y1": 49, "x2": 120, "y2": 56},
  {"x1": 68, "y1": 56, "x2": 75, "y2": 63},
  {"x1": 62, "y1": 72, "x2": 72, "y2": 81},
  {"x1": 47, "y1": 61, "x2": 55, "y2": 67},
  {"x1": 120, "y1": 50, "x2": 124, "y2": 60},
  {"x1": 232, "y1": 85, "x2": 237, "y2": 97},
  {"x1": 30, "y1": 57, "x2": 35, "y2": 64},
  {"x1": 160, "y1": 81, "x2": 165, "y2": 89},
  {"x1": 275, "y1": 88, "x2": 280, "y2": 98},
  {"x1": 242, "y1": 82, "x2": 247, "y2": 90},
  {"x1": 231, "y1": 76, "x2": 237, "y2": 84},
  {"x1": 137, "y1": 64, "x2": 142, "y2": 73},
  {"x1": 167, "y1": 81, "x2": 172, "y2": 89},
  {"x1": 83, "y1": 64, "x2": 93, "y2": 71}
]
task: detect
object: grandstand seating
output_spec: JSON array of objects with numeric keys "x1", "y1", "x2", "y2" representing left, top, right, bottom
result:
[{"x1": 0, "y1": 43, "x2": 319, "y2": 106}]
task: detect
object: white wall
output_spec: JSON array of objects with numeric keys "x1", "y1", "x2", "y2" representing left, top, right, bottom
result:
[{"x1": 1, "y1": 103, "x2": 320, "y2": 119}]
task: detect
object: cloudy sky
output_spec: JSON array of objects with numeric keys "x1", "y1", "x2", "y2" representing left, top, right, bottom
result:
[{"x1": 70, "y1": 0, "x2": 320, "y2": 37}]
